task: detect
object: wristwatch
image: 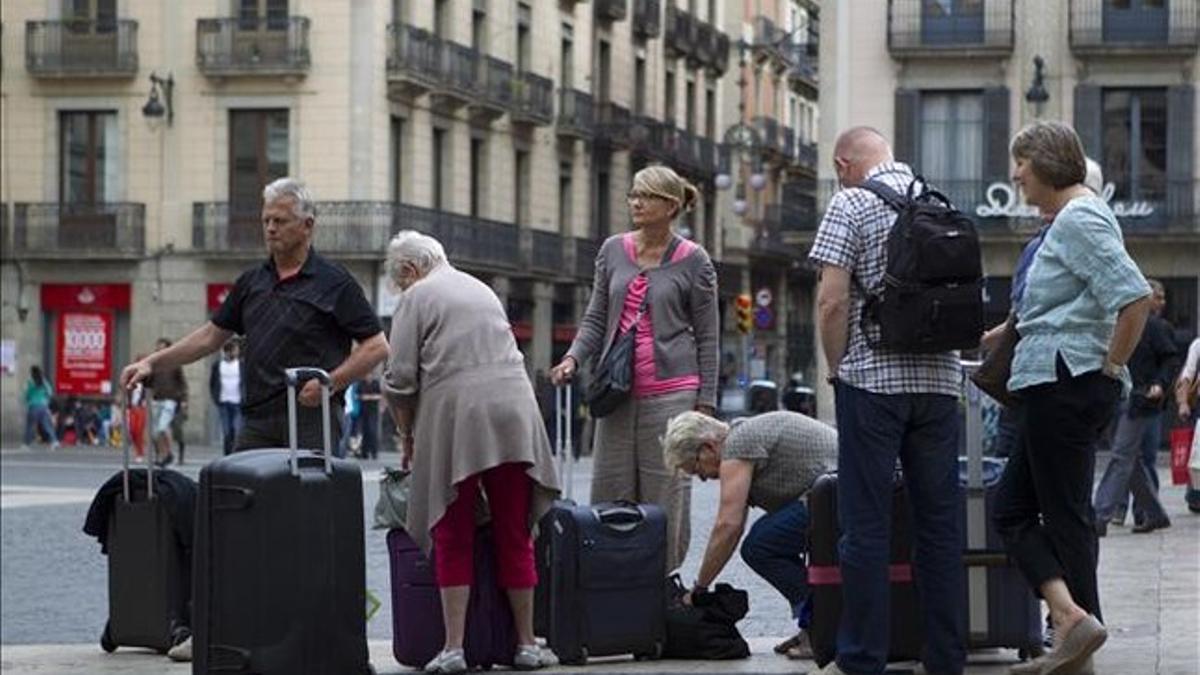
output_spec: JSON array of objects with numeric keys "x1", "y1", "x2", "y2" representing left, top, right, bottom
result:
[{"x1": 1101, "y1": 361, "x2": 1123, "y2": 379}]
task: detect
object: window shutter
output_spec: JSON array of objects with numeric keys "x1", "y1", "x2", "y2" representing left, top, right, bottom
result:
[
  {"x1": 1166, "y1": 85, "x2": 1195, "y2": 222},
  {"x1": 1073, "y1": 84, "x2": 1102, "y2": 159},
  {"x1": 894, "y1": 89, "x2": 920, "y2": 166},
  {"x1": 981, "y1": 87, "x2": 1011, "y2": 183}
]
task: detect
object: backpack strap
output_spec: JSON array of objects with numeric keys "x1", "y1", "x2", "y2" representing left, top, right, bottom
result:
[{"x1": 858, "y1": 179, "x2": 907, "y2": 213}]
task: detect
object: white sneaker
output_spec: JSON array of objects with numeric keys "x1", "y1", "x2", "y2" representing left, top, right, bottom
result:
[
  {"x1": 424, "y1": 648, "x2": 467, "y2": 674},
  {"x1": 812, "y1": 661, "x2": 850, "y2": 675},
  {"x1": 514, "y1": 644, "x2": 559, "y2": 670},
  {"x1": 167, "y1": 636, "x2": 192, "y2": 662}
]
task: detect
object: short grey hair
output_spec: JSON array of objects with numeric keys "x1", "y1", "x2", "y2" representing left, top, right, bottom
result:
[
  {"x1": 1083, "y1": 157, "x2": 1104, "y2": 195},
  {"x1": 386, "y1": 230, "x2": 448, "y2": 285},
  {"x1": 263, "y1": 177, "x2": 316, "y2": 220},
  {"x1": 662, "y1": 411, "x2": 729, "y2": 473}
]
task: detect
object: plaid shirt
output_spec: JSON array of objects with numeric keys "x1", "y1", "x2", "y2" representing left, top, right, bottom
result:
[{"x1": 808, "y1": 162, "x2": 962, "y2": 396}]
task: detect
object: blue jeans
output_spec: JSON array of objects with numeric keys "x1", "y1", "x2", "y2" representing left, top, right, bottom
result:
[
  {"x1": 24, "y1": 404, "x2": 57, "y2": 445},
  {"x1": 834, "y1": 382, "x2": 965, "y2": 675},
  {"x1": 739, "y1": 500, "x2": 813, "y2": 629},
  {"x1": 217, "y1": 402, "x2": 243, "y2": 456},
  {"x1": 1093, "y1": 402, "x2": 1168, "y2": 524},
  {"x1": 1139, "y1": 410, "x2": 1163, "y2": 493}
]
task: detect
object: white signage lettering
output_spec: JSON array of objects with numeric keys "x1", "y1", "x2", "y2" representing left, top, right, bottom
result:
[{"x1": 974, "y1": 182, "x2": 1156, "y2": 219}]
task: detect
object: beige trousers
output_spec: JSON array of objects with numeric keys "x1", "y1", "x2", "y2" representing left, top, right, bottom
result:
[{"x1": 591, "y1": 389, "x2": 696, "y2": 572}]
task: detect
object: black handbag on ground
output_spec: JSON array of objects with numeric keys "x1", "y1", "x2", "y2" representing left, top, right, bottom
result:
[
  {"x1": 587, "y1": 237, "x2": 681, "y2": 418},
  {"x1": 663, "y1": 575, "x2": 750, "y2": 660}
]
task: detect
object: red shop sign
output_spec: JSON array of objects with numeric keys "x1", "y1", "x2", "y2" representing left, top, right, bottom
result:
[
  {"x1": 56, "y1": 310, "x2": 114, "y2": 396},
  {"x1": 41, "y1": 283, "x2": 131, "y2": 311},
  {"x1": 207, "y1": 283, "x2": 235, "y2": 311}
]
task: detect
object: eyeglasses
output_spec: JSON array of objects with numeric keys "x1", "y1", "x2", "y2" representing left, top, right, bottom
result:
[{"x1": 626, "y1": 190, "x2": 670, "y2": 203}]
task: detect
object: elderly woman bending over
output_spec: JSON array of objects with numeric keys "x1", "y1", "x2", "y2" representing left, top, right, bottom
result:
[
  {"x1": 550, "y1": 165, "x2": 719, "y2": 572},
  {"x1": 993, "y1": 121, "x2": 1153, "y2": 675},
  {"x1": 662, "y1": 410, "x2": 836, "y2": 660},
  {"x1": 383, "y1": 231, "x2": 561, "y2": 674}
]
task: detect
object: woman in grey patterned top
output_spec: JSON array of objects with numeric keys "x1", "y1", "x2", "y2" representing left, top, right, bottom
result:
[{"x1": 662, "y1": 410, "x2": 837, "y2": 659}]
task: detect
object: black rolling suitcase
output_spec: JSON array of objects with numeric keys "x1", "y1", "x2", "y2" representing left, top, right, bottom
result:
[
  {"x1": 193, "y1": 368, "x2": 371, "y2": 674},
  {"x1": 960, "y1": 362, "x2": 1045, "y2": 661},
  {"x1": 97, "y1": 398, "x2": 194, "y2": 654},
  {"x1": 806, "y1": 472, "x2": 923, "y2": 667},
  {"x1": 533, "y1": 385, "x2": 667, "y2": 665}
]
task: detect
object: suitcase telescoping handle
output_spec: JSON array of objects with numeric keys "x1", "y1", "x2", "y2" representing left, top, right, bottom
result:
[
  {"x1": 121, "y1": 386, "x2": 153, "y2": 502},
  {"x1": 592, "y1": 500, "x2": 647, "y2": 532},
  {"x1": 284, "y1": 367, "x2": 334, "y2": 477},
  {"x1": 555, "y1": 383, "x2": 574, "y2": 501}
]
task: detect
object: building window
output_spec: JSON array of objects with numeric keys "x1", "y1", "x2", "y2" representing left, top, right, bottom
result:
[
  {"x1": 60, "y1": 110, "x2": 118, "y2": 204},
  {"x1": 634, "y1": 55, "x2": 647, "y2": 114},
  {"x1": 705, "y1": 85, "x2": 716, "y2": 139},
  {"x1": 470, "y1": 137, "x2": 486, "y2": 217},
  {"x1": 918, "y1": 91, "x2": 983, "y2": 202},
  {"x1": 597, "y1": 40, "x2": 612, "y2": 104},
  {"x1": 238, "y1": 0, "x2": 289, "y2": 31},
  {"x1": 559, "y1": 161, "x2": 573, "y2": 235},
  {"x1": 515, "y1": 149, "x2": 531, "y2": 226},
  {"x1": 685, "y1": 78, "x2": 696, "y2": 133},
  {"x1": 229, "y1": 109, "x2": 289, "y2": 216},
  {"x1": 517, "y1": 2, "x2": 531, "y2": 72},
  {"x1": 920, "y1": 0, "x2": 983, "y2": 45},
  {"x1": 1102, "y1": 88, "x2": 1167, "y2": 202},
  {"x1": 594, "y1": 155, "x2": 611, "y2": 239},
  {"x1": 472, "y1": 5, "x2": 487, "y2": 52},
  {"x1": 433, "y1": 127, "x2": 447, "y2": 210},
  {"x1": 391, "y1": 116, "x2": 404, "y2": 202},
  {"x1": 65, "y1": 0, "x2": 116, "y2": 32},
  {"x1": 435, "y1": 0, "x2": 451, "y2": 38},
  {"x1": 561, "y1": 24, "x2": 573, "y2": 89},
  {"x1": 1104, "y1": 0, "x2": 1169, "y2": 43},
  {"x1": 665, "y1": 66, "x2": 676, "y2": 124}
]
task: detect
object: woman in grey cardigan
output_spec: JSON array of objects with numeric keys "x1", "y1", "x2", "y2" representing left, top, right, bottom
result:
[
  {"x1": 550, "y1": 165, "x2": 720, "y2": 572},
  {"x1": 384, "y1": 231, "x2": 561, "y2": 673}
]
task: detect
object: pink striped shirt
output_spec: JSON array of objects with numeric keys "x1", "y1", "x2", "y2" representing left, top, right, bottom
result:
[{"x1": 618, "y1": 233, "x2": 702, "y2": 398}]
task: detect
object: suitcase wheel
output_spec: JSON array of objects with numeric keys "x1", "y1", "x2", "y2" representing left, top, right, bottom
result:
[
  {"x1": 100, "y1": 622, "x2": 116, "y2": 653},
  {"x1": 634, "y1": 642, "x2": 663, "y2": 661}
]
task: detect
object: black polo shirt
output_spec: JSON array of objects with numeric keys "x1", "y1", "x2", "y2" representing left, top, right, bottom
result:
[{"x1": 212, "y1": 249, "x2": 382, "y2": 415}]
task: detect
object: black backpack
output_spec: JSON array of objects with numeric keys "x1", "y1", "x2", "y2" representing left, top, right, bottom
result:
[{"x1": 856, "y1": 176, "x2": 984, "y2": 353}]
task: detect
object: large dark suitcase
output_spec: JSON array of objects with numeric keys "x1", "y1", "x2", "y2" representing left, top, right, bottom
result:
[
  {"x1": 193, "y1": 368, "x2": 370, "y2": 674},
  {"x1": 807, "y1": 472, "x2": 923, "y2": 667},
  {"x1": 100, "y1": 412, "x2": 193, "y2": 654},
  {"x1": 961, "y1": 362, "x2": 1045, "y2": 661},
  {"x1": 389, "y1": 527, "x2": 517, "y2": 668}
]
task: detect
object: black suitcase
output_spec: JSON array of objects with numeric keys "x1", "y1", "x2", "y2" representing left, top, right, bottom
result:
[
  {"x1": 961, "y1": 362, "x2": 1045, "y2": 661},
  {"x1": 193, "y1": 368, "x2": 371, "y2": 674},
  {"x1": 100, "y1": 415, "x2": 193, "y2": 654},
  {"x1": 807, "y1": 471, "x2": 923, "y2": 667}
]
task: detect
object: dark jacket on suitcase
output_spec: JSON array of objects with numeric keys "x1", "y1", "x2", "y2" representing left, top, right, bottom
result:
[{"x1": 84, "y1": 469, "x2": 197, "y2": 555}]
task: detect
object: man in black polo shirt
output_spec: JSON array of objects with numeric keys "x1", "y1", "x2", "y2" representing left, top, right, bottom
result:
[{"x1": 120, "y1": 178, "x2": 388, "y2": 452}]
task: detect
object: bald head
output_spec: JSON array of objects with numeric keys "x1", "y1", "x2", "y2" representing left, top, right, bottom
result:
[{"x1": 833, "y1": 127, "x2": 893, "y2": 187}]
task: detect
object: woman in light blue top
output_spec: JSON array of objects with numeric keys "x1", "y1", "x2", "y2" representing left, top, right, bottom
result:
[
  {"x1": 990, "y1": 121, "x2": 1152, "y2": 675},
  {"x1": 22, "y1": 365, "x2": 58, "y2": 449}
]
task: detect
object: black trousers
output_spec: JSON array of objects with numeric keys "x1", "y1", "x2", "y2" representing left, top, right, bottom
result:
[
  {"x1": 992, "y1": 357, "x2": 1120, "y2": 622},
  {"x1": 235, "y1": 403, "x2": 343, "y2": 453}
]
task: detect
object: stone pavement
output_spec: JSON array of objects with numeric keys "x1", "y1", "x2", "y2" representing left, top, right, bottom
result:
[{"x1": 1, "y1": 444, "x2": 1197, "y2": 674}]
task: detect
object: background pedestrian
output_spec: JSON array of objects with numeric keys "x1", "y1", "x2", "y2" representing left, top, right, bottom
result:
[
  {"x1": 209, "y1": 340, "x2": 243, "y2": 456},
  {"x1": 22, "y1": 365, "x2": 58, "y2": 450}
]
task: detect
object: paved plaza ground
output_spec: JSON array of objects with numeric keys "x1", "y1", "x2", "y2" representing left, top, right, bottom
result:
[{"x1": 1, "y1": 444, "x2": 1196, "y2": 674}]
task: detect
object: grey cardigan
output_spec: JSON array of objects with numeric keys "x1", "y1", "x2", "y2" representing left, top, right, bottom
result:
[{"x1": 566, "y1": 233, "x2": 720, "y2": 408}]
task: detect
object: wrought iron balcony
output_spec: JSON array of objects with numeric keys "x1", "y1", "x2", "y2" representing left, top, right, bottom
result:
[
  {"x1": 0, "y1": 203, "x2": 10, "y2": 260},
  {"x1": 12, "y1": 202, "x2": 145, "y2": 257},
  {"x1": 386, "y1": 22, "x2": 441, "y2": 100},
  {"x1": 632, "y1": 0, "x2": 662, "y2": 39},
  {"x1": 752, "y1": 116, "x2": 782, "y2": 156},
  {"x1": 471, "y1": 56, "x2": 514, "y2": 122},
  {"x1": 711, "y1": 32, "x2": 731, "y2": 74},
  {"x1": 795, "y1": 140, "x2": 818, "y2": 172},
  {"x1": 629, "y1": 115, "x2": 670, "y2": 159},
  {"x1": 595, "y1": 102, "x2": 633, "y2": 148},
  {"x1": 25, "y1": 19, "x2": 137, "y2": 78},
  {"x1": 887, "y1": 0, "x2": 1014, "y2": 56},
  {"x1": 693, "y1": 21, "x2": 716, "y2": 67},
  {"x1": 430, "y1": 41, "x2": 479, "y2": 110},
  {"x1": 524, "y1": 229, "x2": 565, "y2": 274},
  {"x1": 784, "y1": 41, "x2": 818, "y2": 95},
  {"x1": 595, "y1": 0, "x2": 629, "y2": 22},
  {"x1": 398, "y1": 203, "x2": 521, "y2": 270},
  {"x1": 765, "y1": 199, "x2": 819, "y2": 233},
  {"x1": 573, "y1": 237, "x2": 601, "y2": 280},
  {"x1": 192, "y1": 201, "x2": 395, "y2": 256},
  {"x1": 1070, "y1": 0, "x2": 1198, "y2": 54},
  {"x1": 751, "y1": 15, "x2": 787, "y2": 63},
  {"x1": 511, "y1": 72, "x2": 554, "y2": 126},
  {"x1": 196, "y1": 16, "x2": 310, "y2": 77},
  {"x1": 557, "y1": 89, "x2": 595, "y2": 139},
  {"x1": 664, "y1": 6, "x2": 697, "y2": 58},
  {"x1": 780, "y1": 127, "x2": 797, "y2": 161}
]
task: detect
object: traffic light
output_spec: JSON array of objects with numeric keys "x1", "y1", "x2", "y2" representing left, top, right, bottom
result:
[{"x1": 735, "y1": 294, "x2": 753, "y2": 334}]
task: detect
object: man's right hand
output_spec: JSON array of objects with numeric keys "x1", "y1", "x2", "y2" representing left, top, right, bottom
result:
[
  {"x1": 549, "y1": 356, "x2": 577, "y2": 386},
  {"x1": 120, "y1": 360, "x2": 152, "y2": 391}
]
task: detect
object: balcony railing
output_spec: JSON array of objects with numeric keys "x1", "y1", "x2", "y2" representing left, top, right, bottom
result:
[
  {"x1": 632, "y1": 0, "x2": 662, "y2": 39},
  {"x1": 196, "y1": 17, "x2": 311, "y2": 76},
  {"x1": 753, "y1": 116, "x2": 781, "y2": 156},
  {"x1": 557, "y1": 89, "x2": 595, "y2": 138},
  {"x1": 512, "y1": 72, "x2": 554, "y2": 126},
  {"x1": 471, "y1": 55, "x2": 514, "y2": 120},
  {"x1": 595, "y1": 0, "x2": 629, "y2": 22},
  {"x1": 0, "y1": 203, "x2": 10, "y2": 259},
  {"x1": 525, "y1": 229, "x2": 565, "y2": 273},
  {"x1": 13, "y1": 203, "x2": 145, "y2": 256},
  {"x1": 888, "y1": 0, "x2": 1014, "y2": 55},
  {"x1": 26, "y1": 19, "x2": 137, "y2": 77},
  {"x1": 795, "y1": 140, "x2": 818, "y2": 172},
  {"x1": 573, "y1": 237, "x2": 601, "y2": 280},
  {"x1": 431, "y1": 40, "x2": 478, "y2": 107},
  {"x1": 665, "y1": 6, "x2": 697, "y2": 58},
  {"x1": 386, "y1": 22, "x2": 441, "y2": 97},
  {"x1": 752, "y1": 15, "x2": 786, "y2": 61},
  {"x1": 399, "y1": 203, "x2": 521, "y2": 270},
  {"x1": 595, "y1": 102, "x2": 633, "y2": 148},
  {"x1": 1070, "y1": 0, "x2": 1198, "y2": 52},
  {"x1": 693, "y1": 21, "x2": 716, "y2": 66},
  {"x1": 765, "y1": 198, "x2": 819, "y2": 233},
  {"x1": 784, "y1": 41, "x2": 818, "y2": 92}
]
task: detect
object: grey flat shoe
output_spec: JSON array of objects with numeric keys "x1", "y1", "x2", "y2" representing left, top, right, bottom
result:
[
  {"x1": 1037, "y1": 615, "x2": 1106, "y2": 675},
  {"x1": 1009, "y1": 654, "x2": 1094, "y2": 675}
]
